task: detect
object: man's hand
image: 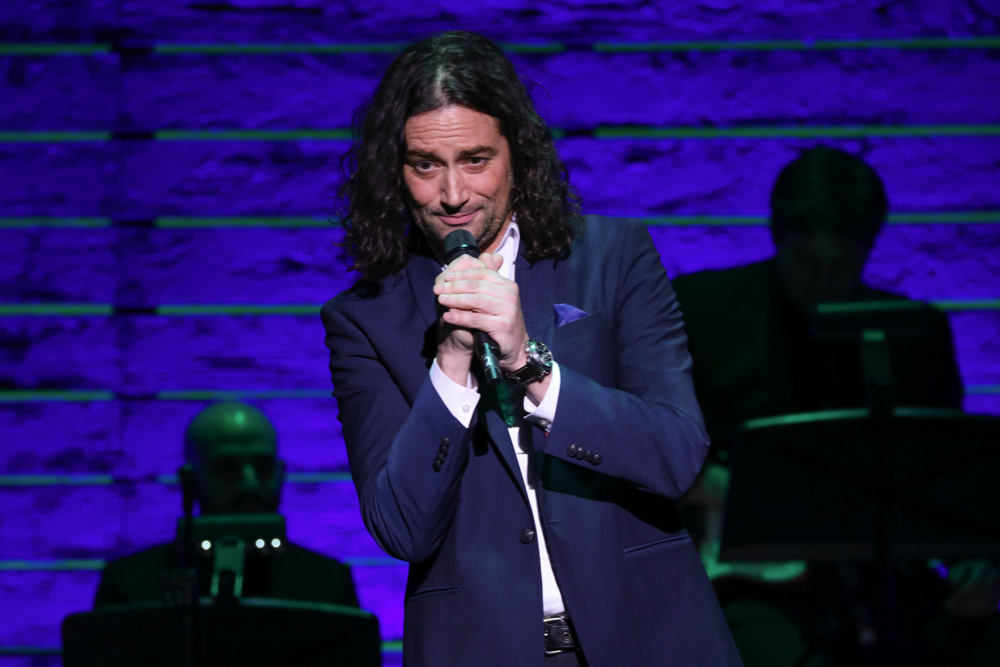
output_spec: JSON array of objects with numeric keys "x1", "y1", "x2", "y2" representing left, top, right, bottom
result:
[
  {"x1": 433, "y1": 253, "x2": 528, "y2": 385},
  {"x1": 943, "y1": 559, "x2": 1000, "y2": 618}
]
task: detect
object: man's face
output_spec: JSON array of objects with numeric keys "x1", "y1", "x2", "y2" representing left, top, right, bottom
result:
[
  {"x1": 192, "y1": 440, "x2": 283, "y2": 514},
  {"x1": 774, "y1": 229, "x2": 871, "y2": 315},
  {"x1": 402, "y1": 105, "x2": 514, "y2": 257}
]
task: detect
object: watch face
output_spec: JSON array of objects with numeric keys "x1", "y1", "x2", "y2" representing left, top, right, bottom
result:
[
  {"x1": 529, "y1": 340, "x2": 553, "y2": 368},
  {"x1": 506, "y1": 340, "x2": 553, "y2": 386}
]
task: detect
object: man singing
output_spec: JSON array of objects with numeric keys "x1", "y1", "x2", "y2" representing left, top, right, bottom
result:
[{"x1": 321, "y1": 31, "x2": 741, "y2": 666}]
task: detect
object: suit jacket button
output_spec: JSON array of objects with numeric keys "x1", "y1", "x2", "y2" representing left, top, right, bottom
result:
[
  {"x1": 519, "y1": 528, "x2": 536, "y2": 544},
  {"x1": 584, "y1": 450, "x2": 593, "y2": 462},
  {"x1": 440, "y1": 437, "x2": 450, "y2": 451},
  {"x1": 433, "y1": 461, "x2": 443, "y2": 472},
  {"x1": 591, "y1": 454, "x2": 602, "y2": 466},
  {"x1": 567, "y1": 444, "x2": 578, "y2": 456}
]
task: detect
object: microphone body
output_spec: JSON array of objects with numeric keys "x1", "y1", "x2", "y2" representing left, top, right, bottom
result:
[{"x1": 442, "y1": 230, "x2": 504, "y2": 386}]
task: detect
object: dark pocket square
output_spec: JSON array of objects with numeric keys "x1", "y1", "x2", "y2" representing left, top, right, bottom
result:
[{"x1": 554, "y1": 303, "x2": 590, "y2": 327}]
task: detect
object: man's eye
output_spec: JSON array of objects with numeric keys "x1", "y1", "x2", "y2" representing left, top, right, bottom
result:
[
  {"x1": 467, "y1": 157, "x2": 488, "y2": 168},
  {"x1": 412, "y1": 161, "x2": 434, "y2": 172}
]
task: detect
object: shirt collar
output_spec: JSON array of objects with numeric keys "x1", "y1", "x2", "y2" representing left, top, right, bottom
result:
[{"x1": 494, "y1": 218, "x2": 519, "y2": 281}]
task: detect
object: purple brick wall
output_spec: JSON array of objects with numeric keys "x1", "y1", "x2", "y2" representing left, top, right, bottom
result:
[{"x1": 2, "y1": 0, "x2": 1000, "y2": 662}]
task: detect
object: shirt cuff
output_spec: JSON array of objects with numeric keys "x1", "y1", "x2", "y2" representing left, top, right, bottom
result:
[
  {"x1": 524, "y1": 362, "x2": 560, "y2": 432},
  {"x1": 430, "y1": 357, "x2": 480, "y2": 428}
]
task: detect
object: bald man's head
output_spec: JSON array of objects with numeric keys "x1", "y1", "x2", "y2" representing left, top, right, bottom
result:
[{"x1": 184, "y1": 402, "x2": 284, "y2": 514}]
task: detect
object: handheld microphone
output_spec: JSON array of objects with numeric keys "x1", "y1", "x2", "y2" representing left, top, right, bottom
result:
[{"x1": 442, "y1": 229, "x2": 504, "y2": 386}]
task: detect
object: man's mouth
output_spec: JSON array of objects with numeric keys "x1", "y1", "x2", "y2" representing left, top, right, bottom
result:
[{"x1": 437, "y1": 210, "x2": 479, "y2": 226}]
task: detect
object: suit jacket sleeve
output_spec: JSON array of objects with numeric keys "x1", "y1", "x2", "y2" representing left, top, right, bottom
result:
[
  {"x1": 322, "y1": 298, "x2": 474, "y2": 563},
  {"x1": 532, "y1": 219, "x2": 710, "y2": 499}
]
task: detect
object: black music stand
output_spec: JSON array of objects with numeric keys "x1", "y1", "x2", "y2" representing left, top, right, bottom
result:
[
  {"x1": 62, "y1": 598, "x2": 382, "y2": 667},
  {"x1": 718, "y1": 299, "x2": 1000, "y2": 664},
  {"x1": 721, "y1": 407, "x2": 1000, "y2": 564}
]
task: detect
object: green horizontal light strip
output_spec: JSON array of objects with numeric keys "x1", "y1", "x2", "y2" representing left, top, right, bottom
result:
[
  {"x1": 156, "y1": 129, "x2": 351, "y2": 141},
  {"x1": 932, "y1": 300, "x2": 1000, "y2": 311},
  {"x1": 3, "y1": 37, "x2": 997, "y2": 57},
  {"x1": 156, "y1": 304, "x2": 319, "y2": 316},
  {"x1": 0, "y1": 217, "x2": 110, "y2": 228},
  {"x1": 5, "y1": 125, "x2": 1000, "y2": 143},
  {"x1": 0, "y1": 643, "x2": 403, "y2": 656},
  {"x1": 594, "y1": 36, "x2": 1000, "y2": 53},
  {"x1": 343, "y1": 557, "x2": 406, "y2": 567},
  {"x1": 0, "y1": 475, "x2": 114, "y2": 486},
  {"x1": 0, "y1": 385, "x2": 995, "y2": 405},
  {"x1": 642, "y1": 215, "x2": 767, "y2": 226},
  {"x1": 0, "y1": 647, "x2": 61, "y2": 656},
  {"x1": 3, "y1": 213, "x2": 996, "y2": 229},
  {"x1": 641, "y1": 212, "x2": 1000, "y2": 225},
  {"x1": 0, "y1": 304, "x2": 113, "y2": 316},
  {"x1": 157, "y1": 216, "x2": 332, "y2": 228},
  {"x1": 594, "y1": 124, "x2": 1000, "y2": 139},
  {"x1": 0, "y1": 557, "x2": 402, "y2": 571},
  {"x1": 153, "y1": 212, "x2": 1000, "y2": 228},
  {"x1": 0, "y1": 390, "x2": 114, "y2": 402},
  {"x1": 155, "y1": 42, "x2": 404, "y2": 54},
  {"x1": 0, "y1": 560, "x2": 105, "y2": 571},
  {"x1": 2, "y1": 300, "x2": 997, "y2": 319},
  {"x1": 287, "y1": 472, "x2": 353, "y2": 483},
  {"x1": 0, "y1": 131, "x2": 111, "y2": 142},
  {"x1": 2, "y1": 472, "x2": 351, "y2": 486},
  {"x1": 153, "y1": 41, "x2": 564, "y2": 55},
  {"x1": 0, "y1": 43, "x2": 112, "y2": 55},
  {"x1": 156, "y1": 472, "x2": 351, "y2": 484},
  {"x1": 887, "y1": 211, "x2": 1000, "y2": 224},
  {"x1": 156, "y1": 389, "x2": 331, "y2": 400},
  {"x1": 643, "y1": 213, "x2": 1000, "y2": 226}
]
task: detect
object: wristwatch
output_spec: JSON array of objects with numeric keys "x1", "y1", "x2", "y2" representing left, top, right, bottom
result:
[{"x1": 504, "y1": 339, "x2": 554, "y2": 387}]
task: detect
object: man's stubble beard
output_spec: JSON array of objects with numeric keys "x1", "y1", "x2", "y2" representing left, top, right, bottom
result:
[{"x1": 411, "y1": 194, "x2": 515, "y2": 257}]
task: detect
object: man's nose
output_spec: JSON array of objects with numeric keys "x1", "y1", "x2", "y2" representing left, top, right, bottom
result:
[{"x1": 440, "y1": 169, "x2": 468, "y2": 210}]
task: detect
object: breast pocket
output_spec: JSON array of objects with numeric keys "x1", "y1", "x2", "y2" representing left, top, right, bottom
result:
[
  {"x1": 553, "y1": 310, "x2": 608, "y2": 343},
  {"x1": 552, "y1": 311, "x2": 615, "y2": 383}
]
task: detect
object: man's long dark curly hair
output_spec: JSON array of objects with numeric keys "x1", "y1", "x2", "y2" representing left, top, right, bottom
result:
[{"x1": 336, "y1": 31, "x2": 584, "y2": 282}]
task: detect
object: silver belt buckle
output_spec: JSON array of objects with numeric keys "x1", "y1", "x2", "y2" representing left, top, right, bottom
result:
[{"x1": 543, "y1": 614, "x2": 573, "y2": 656}]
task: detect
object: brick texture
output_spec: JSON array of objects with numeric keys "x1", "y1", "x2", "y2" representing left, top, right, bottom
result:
[{"x1": 3, "y1": 0, "x2": 1000, "y2": 653}]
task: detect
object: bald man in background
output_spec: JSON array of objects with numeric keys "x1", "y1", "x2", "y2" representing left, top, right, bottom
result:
[{"x1": 94, "y1": 402, "x2": 358, "y2": 607}]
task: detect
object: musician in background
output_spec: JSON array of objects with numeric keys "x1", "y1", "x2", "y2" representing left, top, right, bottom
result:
[
  {"x1": 95, "y1": 402, "x2": 358, "y2": 607},
  {"x1": 674, "y1": 146, "x2": 999, "y2": 666}
]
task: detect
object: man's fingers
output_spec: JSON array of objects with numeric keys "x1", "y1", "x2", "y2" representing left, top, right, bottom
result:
[
  {"x1": 441, "y1": 309, "x2": 500, "y2": 333},
  {"x1": 480, "y1": 252, "x2": 503, "y2": 272},
  {"x1": 437, "y1": 267, "x2": 509, "y2": 289},
  {"x1": 438, "y1": 292, "x2": 496, "y2": 312}
]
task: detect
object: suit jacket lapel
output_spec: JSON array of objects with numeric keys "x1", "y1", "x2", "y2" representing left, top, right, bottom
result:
[
  {"x1": 406, "y1": 251, "x2": 441, "y2": 330},
  {"x1": 517, "y1": 249, "x2": 557, "y2": 348}
]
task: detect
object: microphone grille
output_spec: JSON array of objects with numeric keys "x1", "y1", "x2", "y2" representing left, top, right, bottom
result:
[{"x1": 443, "y1": 229, "x2": 479, "y2": 263}]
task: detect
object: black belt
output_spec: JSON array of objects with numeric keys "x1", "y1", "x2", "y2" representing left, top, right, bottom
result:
[{"x1": 543, "y1": 614, "x2": 578, "y2": 656}]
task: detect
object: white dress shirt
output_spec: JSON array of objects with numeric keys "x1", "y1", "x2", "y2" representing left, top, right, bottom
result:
[{"x1": 429, "y1": 221, "x2": 567, "y2": 615}]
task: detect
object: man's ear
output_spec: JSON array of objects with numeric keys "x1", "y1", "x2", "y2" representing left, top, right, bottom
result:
[{"x1": 178, "y1": 464, "x2": 198, "y2": 516}]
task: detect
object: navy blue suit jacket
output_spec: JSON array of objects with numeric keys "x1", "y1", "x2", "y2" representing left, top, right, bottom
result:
[{"x1": 322, "y1": 216, "x2": 741, "y2": 665}]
